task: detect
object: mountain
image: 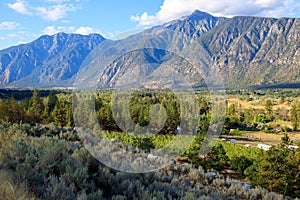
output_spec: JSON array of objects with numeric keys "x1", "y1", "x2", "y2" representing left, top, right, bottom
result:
[
  {"x1": 201, "y1": 16, "x2": 300, "y2": 88},
  {"x1": 0, "y1": 32, "x2": 105, "y2": 87},
  {"x1": 75, "y1": 10, "x2": 224, "y2": 90},
  {"x1": 76, "y1": 11, "x2": 300, "y2": 90},
  {"x1": 1, "y1": 10, "x2": 300, "y2": 89}
]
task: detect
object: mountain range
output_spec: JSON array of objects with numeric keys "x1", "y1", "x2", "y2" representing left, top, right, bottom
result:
[
  {"x1": 0, "y1": 33, "x2": 105, "y2": 88},
  {"x1": 1, "y1": 10, "x2": 300, "y2": 89}
]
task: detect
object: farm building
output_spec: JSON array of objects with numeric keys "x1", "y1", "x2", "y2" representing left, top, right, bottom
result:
[
  {"x1": 287, "y1": 145, "x2": 299, "y2": 149},
  {"x1": 147, "y1": 153, "x2": 159, "y2": 161},
  {"x1": 258, "y1": 144, "x2": 272, "y2": 151},
  {"x1": 229, "y1": 139, "x2": 236, "y2": 144},
  {"x1": 232, "y1": 180, "x2": 251, "y2": 189}
]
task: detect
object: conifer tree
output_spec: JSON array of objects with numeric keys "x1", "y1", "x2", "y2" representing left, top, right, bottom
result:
[
  {"x1": 291, "y1": 101, "x2": 299, "y2": 131},
  {"x1": 29, "y1": 90, "x2": 44, "y2": 122},
  {"x1": 265, "y1": 99, "x2": 273, "y2": 115}
]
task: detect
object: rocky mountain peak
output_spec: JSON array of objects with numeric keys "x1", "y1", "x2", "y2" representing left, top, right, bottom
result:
[{"x1": 188, "y1": 10, "x2": 215, "y2": 20}]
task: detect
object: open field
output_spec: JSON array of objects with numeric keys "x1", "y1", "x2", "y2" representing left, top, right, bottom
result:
[
  {"x1": 222, "y1": 131, "x2": 300, "y2": 147},
  {"x1": 227, "y1": 97, "x2": 293, "y2": 111}
]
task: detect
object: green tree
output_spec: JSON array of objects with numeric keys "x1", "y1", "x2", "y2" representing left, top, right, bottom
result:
[
  {"x1": 281, "y1": 133, "x2": 291, "y2": 146},
  {"x1": 243, "y1": 109, "x2": 253, "y2": 126},
  {"x1": 291, "y1": 101, "x2": 299, "y2": 131},
  {"x1": 0, "y1": 97, "x2": 25, "y2": 123},
  {"x1": 251, "y1": 148, "x2": 288, "y2": 194},
  {"x1": 265, "y1": 99, "x2": 273, "y2": 115},
  {"x1": 228, "y1": 104, "x2": 236, "y2": 116},
  {"x1": 65, "y1": 103, "x2": 74, "y2": 127},
  {"x1": 48, "y1": 91, "x2": 58, "y2": 113},
  {"x1": 249, "y1": 136, "x2": 300, "y2": 197},
  {"x1": 29, "y1": 90, "x2": 44, "y2": 122},
  {"x1": 231, "y1": 156, "x2": 252, "y2": 174},
  {"x1": 43, "y1": 92, "x2": 58, "y2": 123},
  {"x1": 286, "y1": 149, "x2": 300, "y2": 196},
  {"x1": 214, "y1": 143, "x2": 229, "y2": 164},
  {"x1": 7, "y1": 96, "x2": 24, "y2": 123},
  {"x1": 53, "y1": 102, "x2": 66, "y2": 127},
  {"x1": 97, "y1": 106, "x2": 117, "y2": 131}
]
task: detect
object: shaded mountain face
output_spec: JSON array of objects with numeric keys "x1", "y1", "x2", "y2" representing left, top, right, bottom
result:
[
  {"x1": 1, "y1": 10, "x2": 300, "y2": 88},
  {"x1": 0, "y1": 33, "x2": 105, "y2": 87}
]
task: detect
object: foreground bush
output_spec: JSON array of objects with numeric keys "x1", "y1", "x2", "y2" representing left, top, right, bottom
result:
[
  {"x1": 0, "y1": 125, "x2": 295, "y2": 199},
  {"x1": 0, "y1": 170, "x2": 38, "y2": 200}
]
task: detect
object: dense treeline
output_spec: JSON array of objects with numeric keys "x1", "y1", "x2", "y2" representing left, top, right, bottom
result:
[
  {"x1": 0, "y1": 89, "x2": 63, "y2": 101},
  {"x1": 0, "y1": 90, "x2": 73, "y2": 126},
  {"x1": 1, "y1": 89, "x2": 299, "y2": 133},
  {"x1": 0, "y1": 90, "x2": 210, "y2": 134}
]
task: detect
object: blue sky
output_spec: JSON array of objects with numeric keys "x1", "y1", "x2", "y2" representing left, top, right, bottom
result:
[{"x1": 1, "y1": 0, "x2": 300, "y2": 50}]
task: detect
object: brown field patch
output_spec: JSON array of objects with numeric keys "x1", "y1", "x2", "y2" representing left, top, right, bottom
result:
[
  {"x1": 222, "y1": 132, "x2": 300, "y2": 148},
  {"x1": 227, "y1": 98, "x2": 292, "y2": 111}
]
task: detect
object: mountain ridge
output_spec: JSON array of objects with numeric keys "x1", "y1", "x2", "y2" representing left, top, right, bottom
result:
[
  {"x1": 0, "y1": 10, "x2": 300, "y2": 89},
  {"x1": 0, "y1": 32, "x2": 105, "y2": 87}
]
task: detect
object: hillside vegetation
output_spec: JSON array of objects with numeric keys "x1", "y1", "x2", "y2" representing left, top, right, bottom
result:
[{"x1": 0, "y1": 89, "x2": 299, "y2": 199}]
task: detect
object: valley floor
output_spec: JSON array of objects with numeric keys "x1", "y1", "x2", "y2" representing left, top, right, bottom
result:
[{"x1": 222, "y1": 131, "x2": 300, "y2": 147}]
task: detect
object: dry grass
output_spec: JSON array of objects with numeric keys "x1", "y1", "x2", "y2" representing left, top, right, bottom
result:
[
  {"x1": 227, "y1": 98, "x2": 264, "y2": 110},
  {"x1": 0, "y1": 170, "x2": 38, "y2": 200},
  {"x1": 222, "y1": 132, "x2": 300, "y2": 147},
  {"x1": 227, "y1": 98, "x2": 292, "y2": 111},
  {"x1": 268, "y1": 119, "x2": 292, "y2": 128}
]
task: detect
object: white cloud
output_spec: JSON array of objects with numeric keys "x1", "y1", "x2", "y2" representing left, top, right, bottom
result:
[
  {"x1": 8, "y1": 0, "x2": 32, "y2": 15},
  {"x1": 42, "y1": 25, "x2": 101, "y2": 35},
  {"x1": 0, "y1": 31, "x2": 31, "y2": 49},
  {"x1": 0, "y1": 21, "x2": 21, "y2": 30},
  {"x1": 131, "y1": 0, "x2": 300, "y2": 26},
  {"x1": 8, "y1": 0, "x2": 80, "y2": 21},
  {"x1": 42, "y1": 25, "x2": 75, "y2": 35},
  {"x1": 75, "y1": 26, "x2": 98, "y2": 35},
  {"x1": 61, "y1": 19, "x2": 71, "y2": 23},
  {"x1": 45, "y1": 0, "x2": 84, "y2": 2},
  {"x1": 35, "y1": 4, "x2": 77, "y2": 21},
  {"x1": 254, "y1": 0, "x2": 282, "y2": 8},
  {"x1": 46, "y1": 0, "x2": 70, "y2": 3},
  {"x1": 6, "y1": 33, "x2": 18, "y2": 38}
]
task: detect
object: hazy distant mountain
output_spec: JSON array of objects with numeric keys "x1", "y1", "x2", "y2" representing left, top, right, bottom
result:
[
  {"x1": 0, "y1": 32, "x2": 105, "y2": 87},
  {"x1": 1, "y1": 10, "x2": 300, "y2": 89}
]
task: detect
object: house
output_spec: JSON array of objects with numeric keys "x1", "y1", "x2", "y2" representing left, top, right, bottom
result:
[
  {"x1": 258, "y1": 144, "x2": 272, "y2": 151},
  {"x1": 242, "y1": 182, "x2": 251, "y2": 189},
  {"x1": 147, "y1": 153, "x2": 159, "y2": 161},
  {"x1": 176, "y1": 126, "x2": 182, "y2": 134},
  {"x1": 205, "y1": 172, "x2": 217, "y2": 180},
  {"x1": 232, "y1": 180, "x2": 251, "y2": 189},
  {"x1": 287, "y1": 145, "x2": 299, "y2": 149},
  {"x1": 229, "y1": 139, "x2": 236, "y2": 144}
]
